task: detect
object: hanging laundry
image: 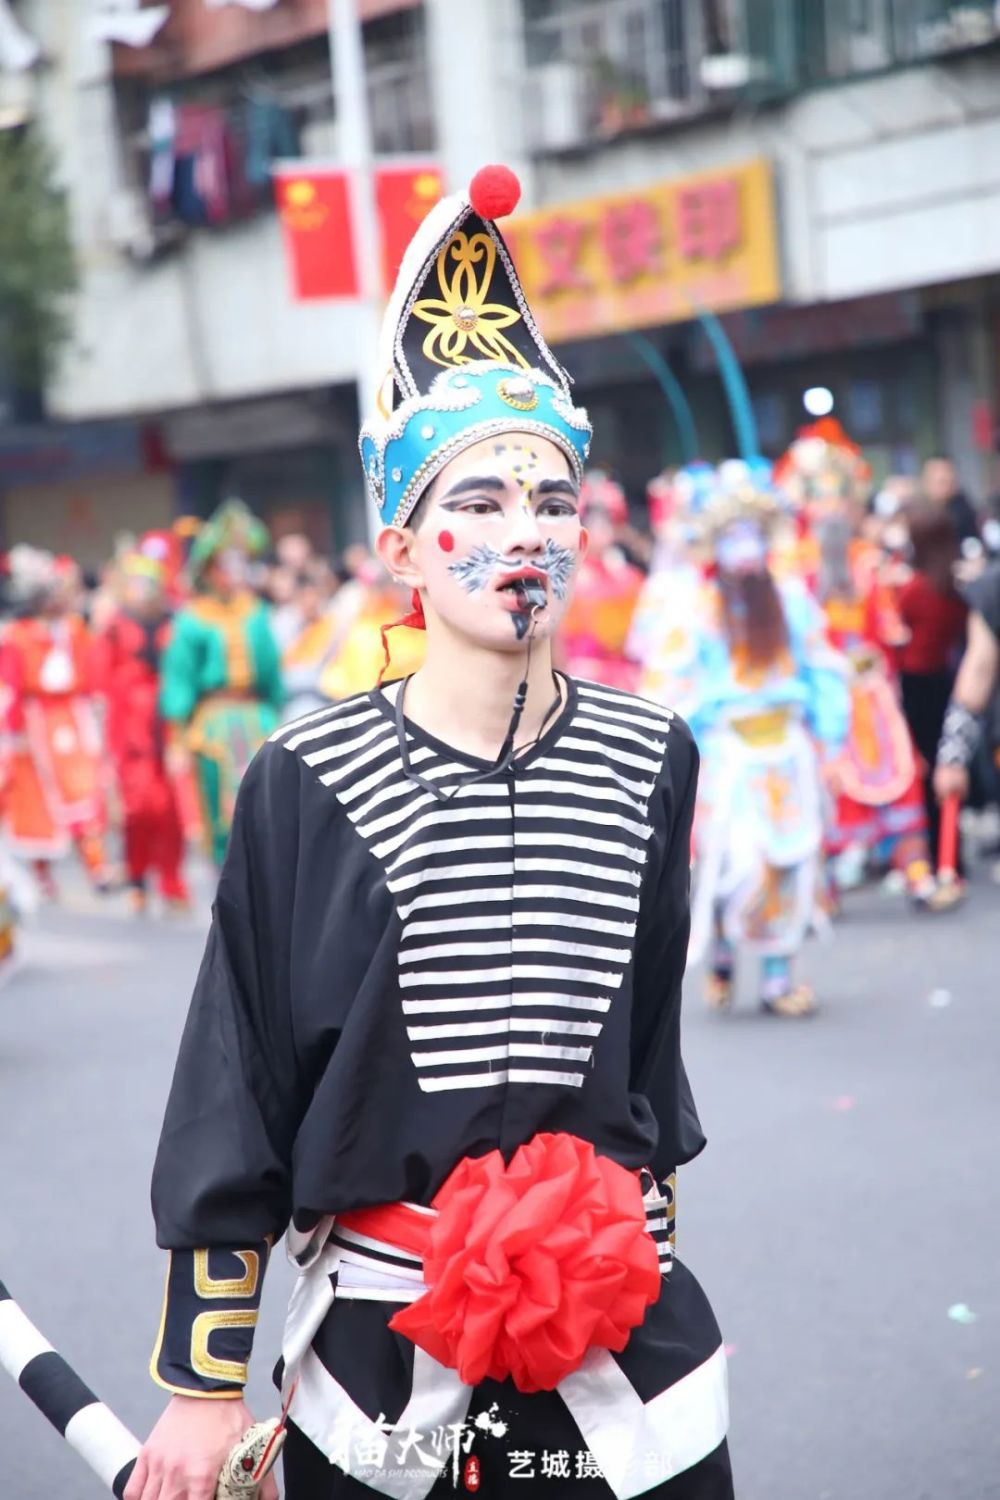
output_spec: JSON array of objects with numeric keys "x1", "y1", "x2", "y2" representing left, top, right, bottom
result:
[
  {"x1": 244, "y1": 96, "x2": 300, "y2": 189},
  {"x1": 172, "y1": 104, "x2": 231, "y2": 225},
  {"x1": 148, "y1": 98, "x2": 176, "y2": 214}
]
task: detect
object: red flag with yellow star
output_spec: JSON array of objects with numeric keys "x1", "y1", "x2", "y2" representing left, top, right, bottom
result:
[
  {"x1": 375, "y1": 163, "x2": 444, "y2": 294},
  {"x1": 273, "y1": 166, "x2": 359, "y2": 301}
]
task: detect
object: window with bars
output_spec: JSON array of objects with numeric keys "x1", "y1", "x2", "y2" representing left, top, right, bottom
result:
[
  {"x1": 523, "y1": 0, "x2": 712, "y2": 147},
  {"x1": 365, "y1": 8, "x2": 435, "y2": 155},
  {"x1": 109, "y1": 14, "x2": 434, "y2": 253},
  {"x1": 521, "y1": 0, "x2": 1000, "y2": 153}
]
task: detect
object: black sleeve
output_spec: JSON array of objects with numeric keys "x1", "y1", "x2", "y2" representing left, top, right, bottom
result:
[
  {"x1": 966, "y1": 562, "x2": 1000, "y2": 643},
  {"x1": 629, "y1": 720, "x2": 705, "y2": 1180},
  {"x1": 149, "y1": 739, "x2": 305, "y2": 1394}
]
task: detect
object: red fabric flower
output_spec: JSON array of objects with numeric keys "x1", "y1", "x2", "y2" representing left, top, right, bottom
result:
[{"x1": 389, "y1": 1133, "x2": 660, "y2": 1393}]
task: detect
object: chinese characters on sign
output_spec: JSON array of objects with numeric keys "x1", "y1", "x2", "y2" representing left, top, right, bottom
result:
[{"x1": 506, "y1": 157, "x2": 781, "y2": 342}]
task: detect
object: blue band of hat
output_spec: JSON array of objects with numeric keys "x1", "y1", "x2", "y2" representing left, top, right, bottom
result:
[{"x1": 360, "y1": 364, "x2": 592, "y2": 528}]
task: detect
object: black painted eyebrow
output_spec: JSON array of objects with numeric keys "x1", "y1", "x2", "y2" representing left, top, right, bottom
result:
[
  {"x1": 534, "y1": 478, "x2": 580, "y2": 499},
  {"x1": 439, "y1": 475, "x2": 507, "y2": 502}
]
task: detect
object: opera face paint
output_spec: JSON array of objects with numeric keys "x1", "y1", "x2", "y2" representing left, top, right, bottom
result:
[
  {"x1": 449, "y1": 542, "x2": 574, "y2": 640},
  {"x1": 716, "y1": 520, "x2": 768, "y2": 577},
  {"x1": 414, "y1": 433, "x2": 583, "y2": 651},
  {"x1": 448, "y1": 541, "x2": 575, "y2": 599}
]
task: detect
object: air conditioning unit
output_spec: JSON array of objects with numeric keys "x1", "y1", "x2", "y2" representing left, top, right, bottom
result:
[{"x1": 531, "y1": 61, "x2": 586, "y2": 152}]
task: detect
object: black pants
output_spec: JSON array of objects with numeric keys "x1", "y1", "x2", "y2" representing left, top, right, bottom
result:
[
  {"x1": 283, "y1": 1417, "x2": 733, "y2": 1499},
  {"x1": 900, "y1": 670, "x2": 963, "y2": 875}
]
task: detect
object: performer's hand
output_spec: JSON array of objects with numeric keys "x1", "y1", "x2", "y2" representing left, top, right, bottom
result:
[
  {"x1": 933, "y1": 763, "x2": 969, "y2": 805},
  {"x1": 123, "y1": 1395, "x2": 280, "y2": 1500}
]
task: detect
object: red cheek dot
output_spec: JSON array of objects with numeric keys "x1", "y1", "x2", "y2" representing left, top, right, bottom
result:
[{"x1": 437, "y1": 530, "x2": 455, "y2": 553}]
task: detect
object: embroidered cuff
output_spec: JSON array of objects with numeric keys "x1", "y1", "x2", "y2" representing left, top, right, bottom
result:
[
  {"x1": 150, "y1": 1244, "x2": 269, "y2": 1397},
  {"x1": 937, "y1": 701, "x2": 981, "y2": 769}
]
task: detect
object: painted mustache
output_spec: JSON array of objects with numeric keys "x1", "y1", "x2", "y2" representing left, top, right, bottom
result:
[{"x1": 448, "y1": 540, "x2": 576, "y2": 600}]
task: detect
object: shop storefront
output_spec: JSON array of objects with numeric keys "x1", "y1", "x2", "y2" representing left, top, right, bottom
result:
[
  {"x1": 0, "y1": 422, "x2": 173, "y2": 569},
  {"x1": 162, "y1": 387, "x2": 367, "y2": 554}
]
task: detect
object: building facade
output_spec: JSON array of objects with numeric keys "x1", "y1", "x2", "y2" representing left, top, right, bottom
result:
[{"x1": 2, "y1": 0, "x2": 1000, "y2": 558}]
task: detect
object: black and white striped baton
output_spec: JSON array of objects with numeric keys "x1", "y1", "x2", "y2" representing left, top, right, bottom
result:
[
  {"x1": 0, "y1": 1278, "x2": 138, "y2": 1496},
  {"x1": 0, "y1": 1280, "x2": 284, "y2": 1498}
]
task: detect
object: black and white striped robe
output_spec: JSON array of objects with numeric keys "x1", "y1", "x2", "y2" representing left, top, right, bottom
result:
[{"x1": 150, "y1": 676, "x2": 729, "y2": 1498}]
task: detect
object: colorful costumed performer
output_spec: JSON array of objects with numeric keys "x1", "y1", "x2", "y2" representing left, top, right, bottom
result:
[
  {"x1": 159, "y1": 501, "x2": 283, "y2": 867},
  {"x1": 127, "y1": 166, "x2": 732, "y2": 1500},
  {"x1": 774, "y1": 421, "x2": 929, "y2": 899},
  {"x1": 0, "y1": 547, "x2": 111, "y2": 896},
  {"x1": 98, "y1": 537, "x2": 191, "y2": 913},
  {"x1": 559, "y1": 470, "x2": 644, "y2": 690},
  {"x1": 643, "y1": 461, "x2": 850, "y2": 1017},
  {"x1": 631, "y1": 464, "x2": 713, "y2": 703}
]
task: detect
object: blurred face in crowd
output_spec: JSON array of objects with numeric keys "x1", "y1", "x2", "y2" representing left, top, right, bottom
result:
[
  {"x1": 311, "y1": 558, "x2": 338, "y2": 602},
  {"x1": 43, "y1": 566, "x2": 79, "y2": 618},
  {"x1": 715, "y1": 519, "x2": 769, "y2": 579},
  {"x1": 377, "y1": 433, "x2": 587, "y2": 653},
  {"x1": 206, "y1": 548, "x2": 249, "y2": 600},
  {"x1": 922, "y1": 458, "x2": 958, "y2": 506},
  {"x1": 122, "y1": 569, "x2": 163, "y2": 619},
  {"x1": 277, "y1": 533, "x2": 313, "y2": 573},
  {"x1": 342, "y1": 543, "x2": 372, "y2": 581},
  {"x1": 297, "y1": 574, "x2": 325, "y2": 624},
  {"x1": 581, "y1": 503, "x2": 617, "y2": 559},
  {"x1": 268, "y1": 564, "x2": 296, "y2": 607}
]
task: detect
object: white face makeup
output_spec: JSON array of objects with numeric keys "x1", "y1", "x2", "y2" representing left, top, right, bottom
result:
[
  {"x1": 407, "y1": 434, "x2": 585, "y2": 650},
  {"x1": 715, "y1": 519, "x2": 768, "y2": 577}
]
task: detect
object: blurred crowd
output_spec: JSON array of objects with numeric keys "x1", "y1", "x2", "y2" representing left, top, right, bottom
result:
[{"x1": 0, "y1": 426, "x2": 997, "y2": 995}]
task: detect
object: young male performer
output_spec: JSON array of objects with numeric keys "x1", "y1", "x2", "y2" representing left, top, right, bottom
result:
[{"x1": 127, "y1": 168, "x2": 730, "y2": 1500}]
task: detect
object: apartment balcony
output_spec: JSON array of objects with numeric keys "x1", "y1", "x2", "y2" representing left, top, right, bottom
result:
[{"x1": 522, "y1": 0, "x2": 1000, "y2": 155}]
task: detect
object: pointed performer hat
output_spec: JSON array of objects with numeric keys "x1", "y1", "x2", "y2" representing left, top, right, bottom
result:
[{"x1": 360, "y1": 165, "x2": 592, "y2": 529}]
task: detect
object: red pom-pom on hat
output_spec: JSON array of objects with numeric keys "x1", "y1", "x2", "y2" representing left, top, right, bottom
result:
[{"x1": 469, "y1": 165, "x2": 521, "y2": 221}]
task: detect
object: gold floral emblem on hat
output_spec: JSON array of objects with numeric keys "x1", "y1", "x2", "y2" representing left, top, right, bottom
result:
[{"x1": 412, "y1": 231, "x2": 529, "y2": 370}]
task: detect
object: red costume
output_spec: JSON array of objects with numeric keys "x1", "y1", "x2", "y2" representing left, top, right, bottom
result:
[
  {"x1": 0, "y1": 611, "x2": 107, "y2": 875},
  {"x1": 774, "y1": 422, "x2": 928, "y2": 889},
  {"x1": 98, "y1": 600, "x2": 188, "y2": 906},
  {"x1": 821, "y1": 560, "x2": 925, "y2": 860}
]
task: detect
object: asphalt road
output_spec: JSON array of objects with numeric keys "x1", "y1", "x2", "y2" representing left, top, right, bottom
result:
[{"x1": 1, "y1": 860, "x2": 997, "y2": 1500}]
